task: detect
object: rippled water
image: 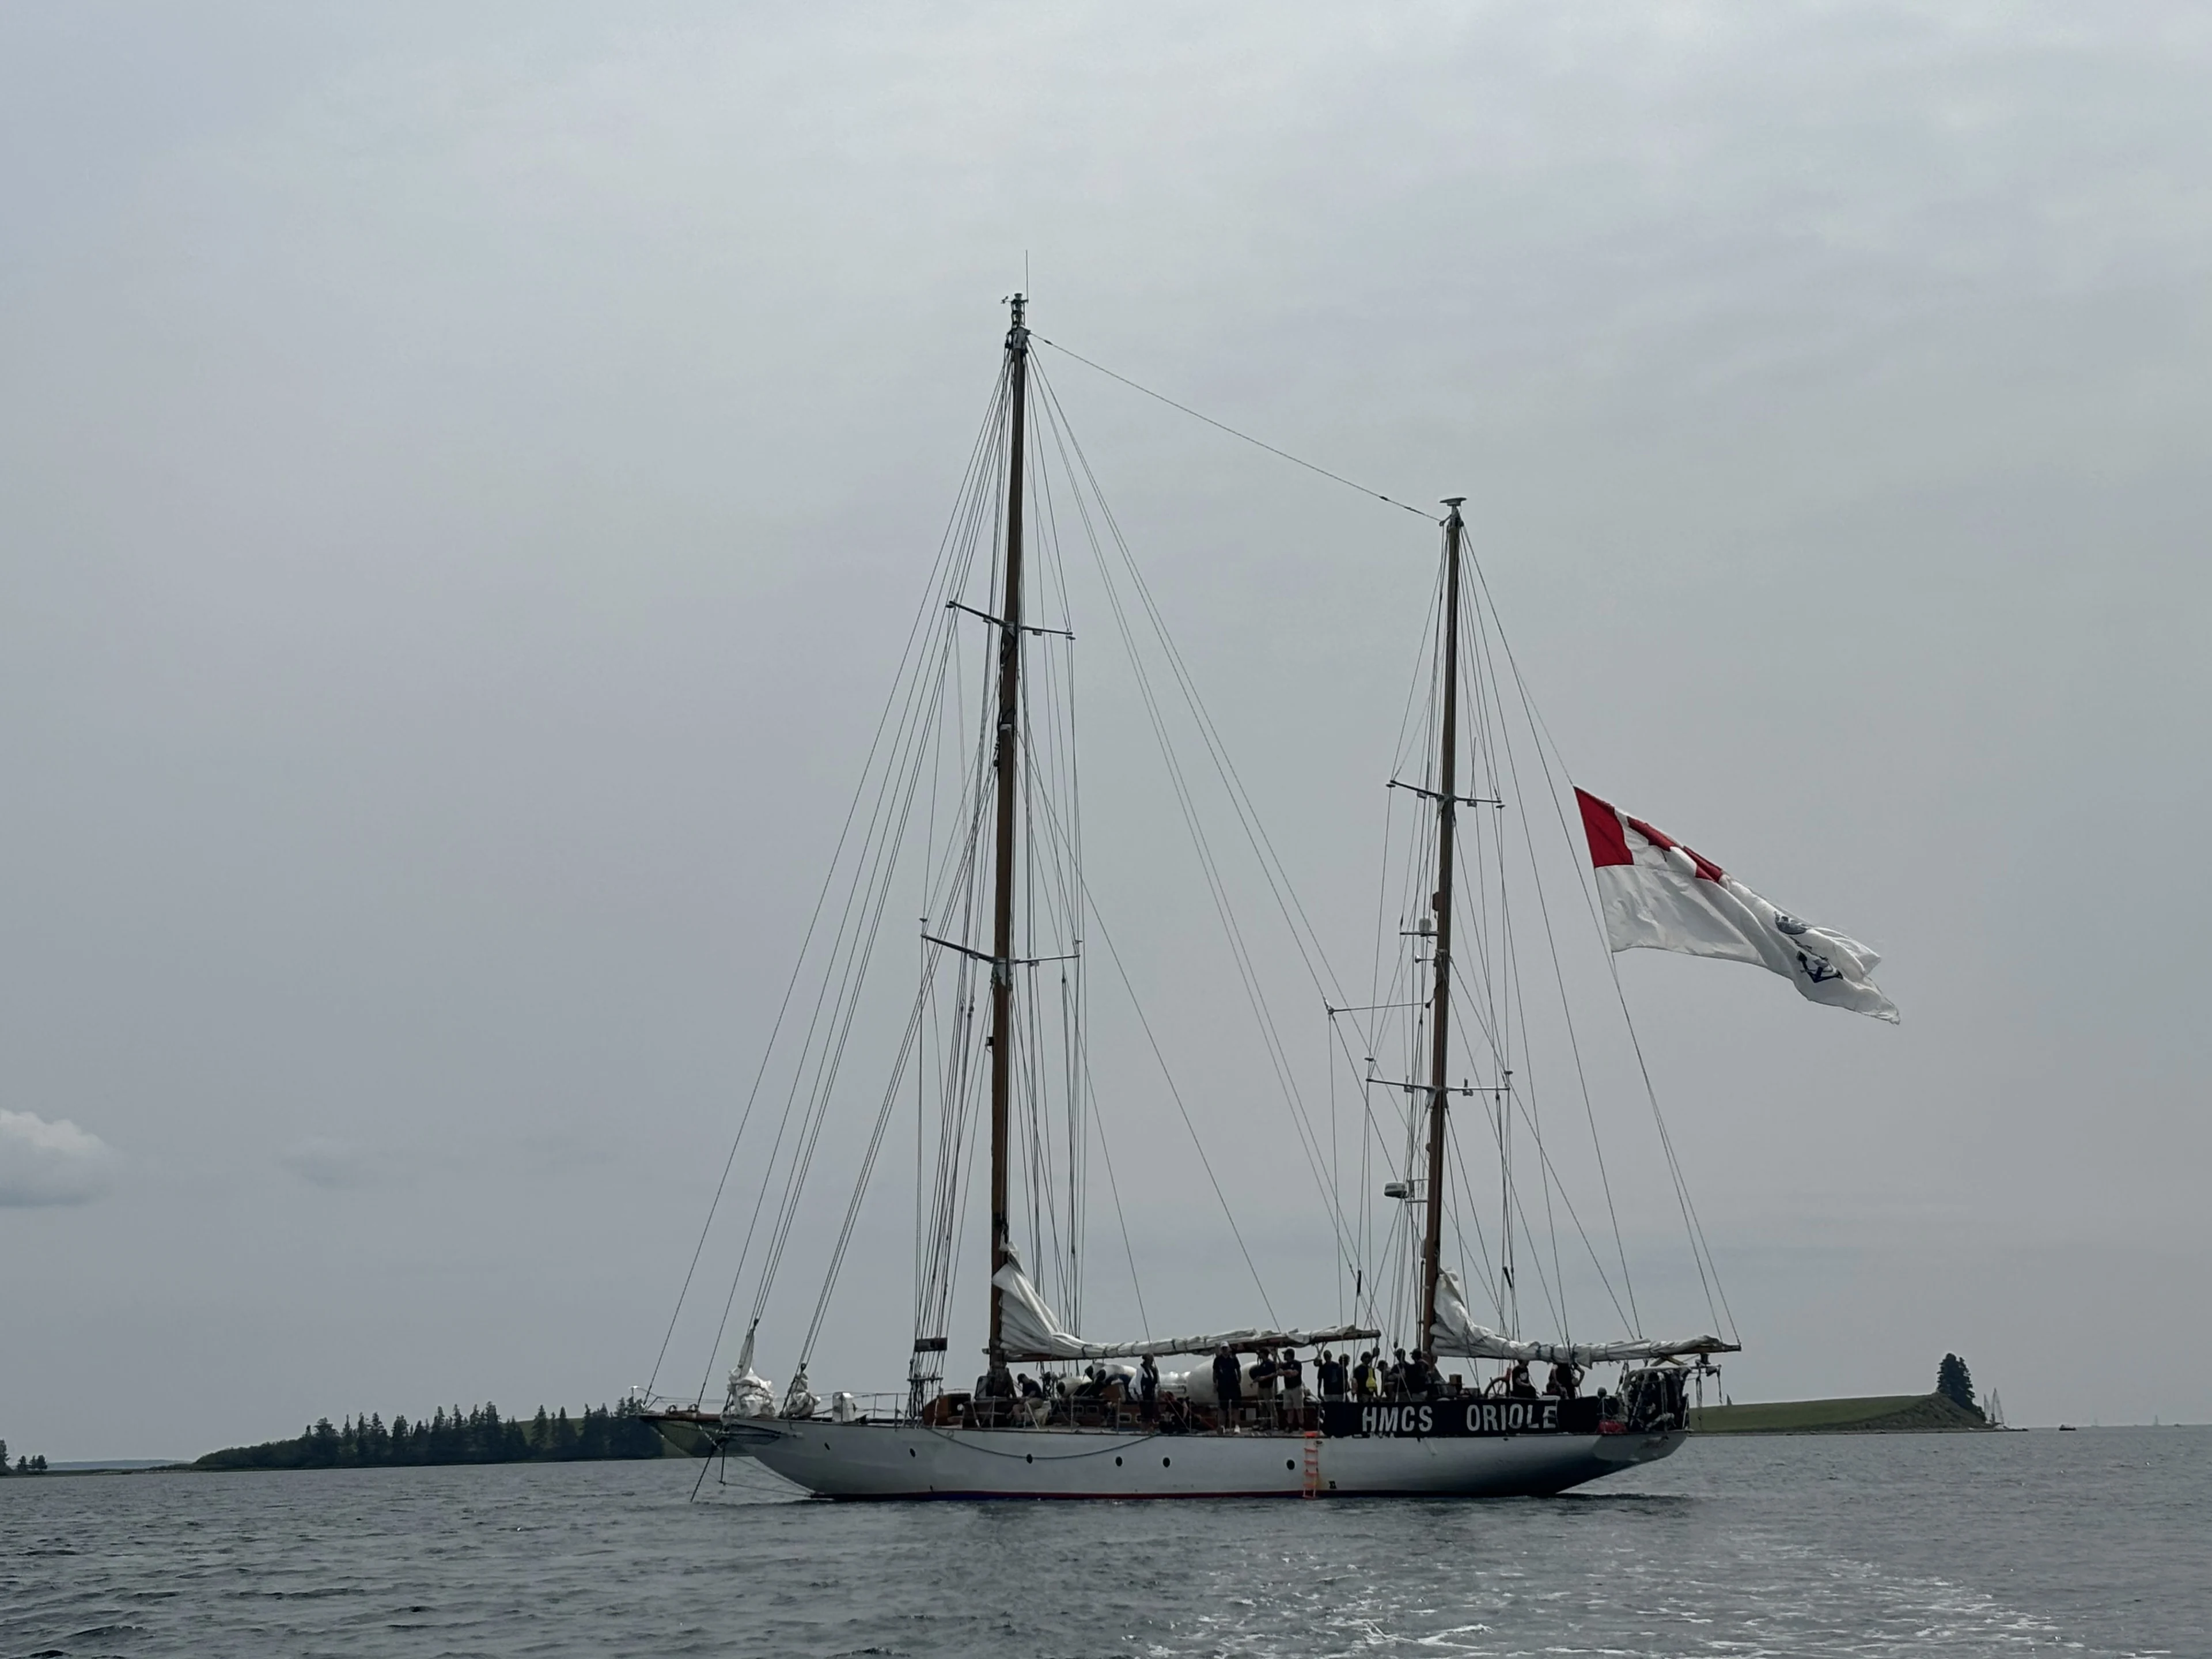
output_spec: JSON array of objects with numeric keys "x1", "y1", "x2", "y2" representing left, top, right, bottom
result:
[{"x1": 4, "y1": 1427, "x2": 2205, "y2": 1656}]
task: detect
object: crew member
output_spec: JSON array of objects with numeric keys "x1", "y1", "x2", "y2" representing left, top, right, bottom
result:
[{"x1": 1211, "y1": 1344, "x2": 1244, "y2": 1431}]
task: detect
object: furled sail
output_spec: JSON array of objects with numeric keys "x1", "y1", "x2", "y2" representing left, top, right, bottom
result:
[
  {"x1": 993, "y1": 1256, "x2": 1376, "y2": 1362},
  {"x1": 1429, "y1": 1270, "x2": 1737, "y2": 1365}
]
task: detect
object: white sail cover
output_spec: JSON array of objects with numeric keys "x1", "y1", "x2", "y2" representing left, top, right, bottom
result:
[
  {"x1": 1429, "y1": 1270, "x2": 1736, "y2": 1365},
  {"x1": 1575, "y1": 788, "x2": 1897, "y2": 1023},
  {"x1": 992, "y1": 1256, "x2": 1375, "y2": 1361}
]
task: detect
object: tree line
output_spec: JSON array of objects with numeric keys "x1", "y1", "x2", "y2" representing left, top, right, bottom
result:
[
  {"x1": 1, "y1": 1438, "x2": 51, "y2": 1474},
  {"x1": 193, "y1": 1399, "x2": 664, "y2": 1471}
]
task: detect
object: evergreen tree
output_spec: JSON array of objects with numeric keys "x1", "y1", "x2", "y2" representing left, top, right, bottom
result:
[
  {"x1": 1937, "y1": 1353, "x2": 1980, "y2": 1415},
  {"x1": 0, "y1": 1437, "x2": 9, "y2": 1472}
]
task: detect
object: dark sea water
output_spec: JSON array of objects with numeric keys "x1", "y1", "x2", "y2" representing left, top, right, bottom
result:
[{"x1": 5, "y1": 1428, "x2": 2205, "y2": 1657}]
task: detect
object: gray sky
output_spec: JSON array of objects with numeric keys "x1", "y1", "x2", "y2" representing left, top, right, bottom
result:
[{"x1": 4, "y1": 2, "x2": 2208, "y2": 1459}]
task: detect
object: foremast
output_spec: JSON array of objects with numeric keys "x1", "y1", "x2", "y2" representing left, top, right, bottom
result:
[
  {"x1": 1417, "y1": 498, "x2": 1467, "y2": 1351},
  {"x1": 986, "y1": 295, "x2": 1031, "y2": 1365}
]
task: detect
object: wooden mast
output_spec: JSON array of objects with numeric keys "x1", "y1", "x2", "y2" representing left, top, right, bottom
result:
[
  {"x1": 1418, "y1": 497, "x2": 1467, "y2": 1354},
  {"x1": 987, "y1": 295, "x2": 1031, "y2": 1363}
]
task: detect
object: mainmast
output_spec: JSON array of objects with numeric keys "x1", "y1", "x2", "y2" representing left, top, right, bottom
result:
[
  {"x1": 1418, "y1": 497, "x2": 1467, "y2": 1352},
  {"x1": 986, "y1": 295, "x2": 1031, "y2": 1363}
]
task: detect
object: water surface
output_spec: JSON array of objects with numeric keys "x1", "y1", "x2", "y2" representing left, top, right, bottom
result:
[{"x1": 5, "y1": 1427, "x2": 2204, "y2": 1656}]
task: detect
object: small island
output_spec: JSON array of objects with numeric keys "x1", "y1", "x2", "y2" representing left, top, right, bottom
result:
[{"x1": 1691, "y1": 1353, "x2": 1999, "y2": 1434}]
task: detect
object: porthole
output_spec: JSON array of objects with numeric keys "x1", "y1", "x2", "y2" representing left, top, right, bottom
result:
[
  {"x1": 1115, "y1": 1457, "x2": 1123, "y2": 1467},
  {"x1": 1162, "y1": 1456, "x2": 1171, "y2": 1467},
  {"x1": 908, "y1": 1448, "x2": 916, "y2": 1457},
  {"x1": 1286, "y1": 1459, "x2": 1296, "y2": 1470}
]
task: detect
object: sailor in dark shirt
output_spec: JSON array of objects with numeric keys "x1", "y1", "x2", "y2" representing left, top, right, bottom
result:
[
  {"x1": 1402, "y1": 1349, "x2": 1431, "y2": 1397},
  {"x1": 1138, "y1": 1354, "x2": 1160, "y2": 1419},
  {"x1": 1251, "y1": 1347, "x2": 1280, "y2": 1404},
  {"x1": 1210, "y1": 1344, "x2": 1244, "y2": 1430}
]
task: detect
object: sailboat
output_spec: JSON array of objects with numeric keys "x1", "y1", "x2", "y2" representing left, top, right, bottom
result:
[{"x1": 641, "y1": 298, "x2": 1891, "y2": 1499}]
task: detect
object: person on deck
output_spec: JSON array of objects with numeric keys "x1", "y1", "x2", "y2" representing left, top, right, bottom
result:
[
  {"x1": 1402, "y1": 1349, "x2": 1431, "y2": 1398},
  {"x1": 1138, "y1": 1354, "x2": 1160, "y2": 1421},
  {"x1": 1543, "y1": 1362, "x2": 1581, "y2": 1399},
  {"x1": 1251, "y1": 1347, "x2": 1281, "y2": 1422},
  {"x1": 1280, "y1": 1348, "x2": 1306, "y2": 1422},
  {"x1": 1018, "y1": 1373, "x2": 1041, "y2": 1399},
  {"x1": 1211, "y1": 1344, "x2": 1244, "y2": 1431},
  {"x1": 1508, "y1": 1361, "x2": 1538, "y2": 1399},
  {"x1": 1353, "y1": 1351, "x2": 1376, "y2": 1399},
  {"x1": 1386, "y1": 1347, "x2": 1408, "y2": 1397},
  {"x1": 1316, "y1": 1350, "x2": 1343, "y2": 1400}
]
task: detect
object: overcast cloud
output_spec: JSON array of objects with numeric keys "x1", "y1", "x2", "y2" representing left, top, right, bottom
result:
[{"x1": 3, "y1": 2, "x2": 2207, "y2": 1459}]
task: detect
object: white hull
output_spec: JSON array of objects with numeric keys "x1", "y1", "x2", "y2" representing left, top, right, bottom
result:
[{"x1": 729, "y1": 1419, "x2": 1682, "y2": 1499}]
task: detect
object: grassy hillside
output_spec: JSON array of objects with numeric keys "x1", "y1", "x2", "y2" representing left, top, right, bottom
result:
[{"x1": 1690, "y1": 1392, "x2": 1991, "y2": 1433}]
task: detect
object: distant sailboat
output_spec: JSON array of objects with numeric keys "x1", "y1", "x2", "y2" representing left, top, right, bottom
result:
[{"x1": 643, "y1": 300, "x2": 1897, "y2": 1499}]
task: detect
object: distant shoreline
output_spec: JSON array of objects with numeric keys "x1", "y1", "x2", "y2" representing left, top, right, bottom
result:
[
  {"x1": 188, "y1": 1400, "x2": 675, "y2": 1471},
  {"x1": 1690, "y1": 1392, "x2": 1994, "y2": 1434}
]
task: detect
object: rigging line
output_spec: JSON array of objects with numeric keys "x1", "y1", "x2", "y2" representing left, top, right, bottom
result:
[
  {"x1": 1467, "y1": 556, "x2": 1737, "y2": 1346},
  {"x1": 1030, "y1": 334, "x2": 1440, "y2": 522},
  {"x1": 1018, "y1": 728, "x2": 1365, "y2": 1315},
  {"x1": 748, "y1": 618, "x2": 958, "y2": 1353},
  {"x1": 1445, "y1": 1107, "x2": 1505, "y2": 1324},
  {"x1": 1449, "y1": 579, "x2": 1574, "y2": 1343},
  {"x1": 1025, "y1": 446, "x2": 1088, "y2": 1317},
  {"x1": 731, "y1": 391, "x2": 1009, "y2": 1376},
  {"x1": 1464, "y1": 565, "x2": 1638, "y2": 1335},
  {"x1": 1330, "y1": 1010, "x2": 1341, "y2": 1321},
  {"x1": 1366, "y1": 543, "x2": 1446, "y2": 1055},
  {"x1": 1506, "y1": 921, "x2": 1573, "y2": 1343},
  {"x1": 1483, "y1": 1078, "x2": 1567, "y2": 1339},
  {"x1": 1029, "y1": 384, "x2": 1362, "y2": 1273},
  {"x1": 1503, "y1": 1084, "x2": 1630, "y2": 1332},
  {"x1": 1035, "y1": 448, "x2": 1373, "y2": 1271},
  {"x1": 1083, "y1": 885, "x2": 1281, "y2": 1328},
  {"x1": 1033, "y1": 365, "x2": 1374, "y2": 1051},
  {"x1": 1454, "y1": 782, "x2": 1633, "y2": 1337},
  {"x1": 798, "y1": 967, "x2": 941, "y2": 1361},
  {"x1": 1473, "y1": 620, "x2": 1641, "y2": 1337},
  {"x1": 1087, "y1": 1067, "x2": 1152, "y2": 1338},
  {"x1": 652, "y1": 372, "x2": 1007, "y2": 1404}
]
